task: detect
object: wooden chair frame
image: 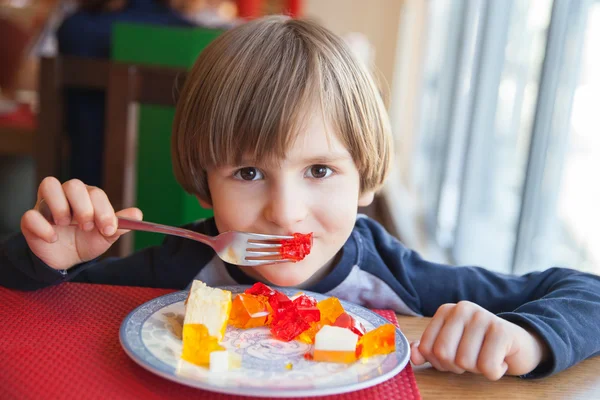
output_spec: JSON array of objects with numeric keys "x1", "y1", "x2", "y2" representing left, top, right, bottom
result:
[{"x1": 37, "y1": 55, "x2": 186, "y2": 257}]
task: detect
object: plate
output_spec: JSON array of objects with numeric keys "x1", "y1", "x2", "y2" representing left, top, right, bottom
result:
[{"x1": 120, "y1": 286, "x2": 410, "y2": 398}]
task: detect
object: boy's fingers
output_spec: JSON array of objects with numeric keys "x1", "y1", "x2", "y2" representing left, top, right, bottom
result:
[
  {"x1": 433, "y1": 313, "x2": 467, "y2": 374},
  {"x1": 410, "y1": 341, "x2": 427, "y2": 365},
  {"x1": 455, "y1": 320, "x2": 486, "y2": 373},
  {"x1": 418, "y1": 304, "x2": 451, "y2": 359},
  {"x1": 477, "y1": 323, "x2": 511, "y2": 380},
  {"x1": 114, "y1": 208, "x2": 143, "y2": 235},
  {"x1": 88, "y1": 186, "x2": 117, "y2": 236},
  {"x1": 418, "y1": 318, "x2": 448, "y2": 372},
  {"x1": 21, "y1": 209, "x2": 57, "y2": 243},
  {"x1": 37, "y1": 177, "x2": 71, "y2": 226},
  {"x1": 63, "y1": 180, "x2": 94, "y2": 231}
]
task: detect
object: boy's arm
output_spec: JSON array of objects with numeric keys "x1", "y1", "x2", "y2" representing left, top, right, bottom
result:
[
  {"x1": 1, "y1": 223, "x2": 216, "y2": 291},
  {"x1": 357, "y1": 217, "x2": 600, "y2": 377},
  {"x1": 1, "y1": 233, "x2": 65, "y2": 291}
]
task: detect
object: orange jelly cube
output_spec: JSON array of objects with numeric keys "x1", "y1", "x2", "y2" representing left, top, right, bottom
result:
[
  {"x1": 313, "y1": 349, "x2": 357, "y2": 363},
  {"x1": 181, "y1": 324, "x2": 225, "y2": 366},
  {"x1": 317, "y1": 297, "x2": 345, "y2": 325},
  {"x1": 228, "y1": 293, "x2": 270, "y2": 329},
  {"x1": 356, "y1": 324, "x2": 396, "y2": 359}
]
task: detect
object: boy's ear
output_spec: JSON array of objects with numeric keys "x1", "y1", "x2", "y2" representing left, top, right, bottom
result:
[
  {"x1": 358, "y1": 190, "x2": 375, "y2": 207},
  {"x1": 197, "y1": 197, "x2": 213, "y2": 209}
]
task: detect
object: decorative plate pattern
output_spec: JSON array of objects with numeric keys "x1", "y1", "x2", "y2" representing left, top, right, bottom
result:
[{"x1": 120, "y1": 286, "x2": 410, "y2": 398}]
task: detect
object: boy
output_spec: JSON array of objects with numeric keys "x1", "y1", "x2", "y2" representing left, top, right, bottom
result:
[{"x1": 2, "y1": 15, "x2": 599, "y2": 381}]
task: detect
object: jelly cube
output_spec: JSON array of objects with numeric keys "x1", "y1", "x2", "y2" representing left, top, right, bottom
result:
[
  {"x1": 313, "y1": 350, "x2": 357, "y2": 363},
  {"x1": 229, "y1": 293, "x2": 270, "y2": 329},
  {"x1": 280, "y1": 233, "x2": 313, "y2": 261},
  {"x1": 313, "y1": 325, "x2": 358, "y2": 363},
  {"x1": 184, "y1": 280, "x2": 231, "y2": 340},
  {"x1": 332, "y1": 312, "x2": 366, "y2": 336},
  {"x1": 292, "y1": 294, "x2": 320, "y2": 323},
  {"x1": 296, "y1": 321, "x2": 322, "y2": 344},
  {"x1": 297, "y1": 297, "x2": 345, "y2": 344},
  {"x1": 181, "y1": 324, "x2": 225, "y2": 366},
  {"x1": 317, "y1": 297, "x2": 345, "y2": 325},
  {"x1": 209, "y1": 351, "x2": 230, "y2": 372},
  {"x1": 268, "y1": 291, "x2": 293, "y2": 316},
  {"x1": 245, "y1": 282, "x2": 275, "y2": 297},
  {"x1": 270, "y1": 308, "x2": 310, "y2": 341},
  {"x1": 356, "y1": 324, "x2": 396, "y2": 359}
]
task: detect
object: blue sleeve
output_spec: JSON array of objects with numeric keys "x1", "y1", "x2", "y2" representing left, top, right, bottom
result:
[
  {"x1": 0, "y1": 223, "x2": 215, "y2": 291},
  {"x1": 356, "y1": 217, "x2": 600, "y2": 378}
]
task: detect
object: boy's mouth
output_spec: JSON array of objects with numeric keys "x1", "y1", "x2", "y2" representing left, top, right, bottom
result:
[{"x1": 279, "y1": 233, "x2": 313, "y2": 262}]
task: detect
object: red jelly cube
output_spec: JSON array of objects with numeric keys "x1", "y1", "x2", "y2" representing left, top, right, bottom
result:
[
  {"x1": 280, "y1": 233, "x2": 313, "y2": 261},
  {"x1": 332, "y1": 312, "x2": 366, "y2": 337},
  {"x1": 245, "y1": 282, "x2": 275, "y2": 297},
  {"x1": 268, "y1": 291, "x2": 293, "y2": 316},
  {"x1": 292, "y1": 294, "x2": 320, "y2": 323},
  {"x1": 270, "y1": 308, "x2": 310, "y2": 341}
]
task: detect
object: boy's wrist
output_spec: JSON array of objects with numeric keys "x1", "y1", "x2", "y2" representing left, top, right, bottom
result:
[{"x1": 527, "y1": 328, "x2": 550, "y2": 363}]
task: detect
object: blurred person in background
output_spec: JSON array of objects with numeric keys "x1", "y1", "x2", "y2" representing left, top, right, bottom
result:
[
  {"x1": 0, "y1": 0, "x2": 59, "y2": 128},
  {"x1": 55, "y1": 0, "x2": 237, "y2": 188}
]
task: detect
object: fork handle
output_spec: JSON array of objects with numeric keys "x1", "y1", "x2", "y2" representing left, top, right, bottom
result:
[
  {"x1": 116, "y1": 217, "x2": 213, "y2": 246},
  {"x1": 38, "y1": 199, "x2": 213, "y2": 247}
]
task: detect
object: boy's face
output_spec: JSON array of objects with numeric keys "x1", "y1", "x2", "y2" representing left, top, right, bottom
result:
[{"x1": 201, "y1": 111, "x2": 374, "y2": 287}]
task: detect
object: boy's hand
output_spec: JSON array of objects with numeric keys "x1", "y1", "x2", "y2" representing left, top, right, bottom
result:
[
  {"x1": 410, "y1": 301, "x2": 549, "y2": 380},
  {"x1": 20, "y1": 177, "x2": 143, "y2": 271}
]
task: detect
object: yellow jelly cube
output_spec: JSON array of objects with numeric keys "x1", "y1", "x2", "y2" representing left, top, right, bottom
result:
[{"x1": 181, "y1": 324, "x2": 225, "y2": 366}]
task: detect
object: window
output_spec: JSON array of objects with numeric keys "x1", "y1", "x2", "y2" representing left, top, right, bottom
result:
[{"x1": 394, "y1": 0, "x2": 600, "y2": 274}]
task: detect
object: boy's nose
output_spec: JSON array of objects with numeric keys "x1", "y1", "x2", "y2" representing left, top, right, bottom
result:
[{"x1": 264, "y1": 184, "x2": 307, "y2": 230}]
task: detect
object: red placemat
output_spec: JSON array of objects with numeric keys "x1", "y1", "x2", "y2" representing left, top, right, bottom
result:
[{"x1": 0, "y1": 283, "x2": 421, "y2": 400}]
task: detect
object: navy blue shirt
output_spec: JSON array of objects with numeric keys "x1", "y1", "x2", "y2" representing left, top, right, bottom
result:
[{"x1": 2, "y1": 215, "x2": 599, "y2": 378}]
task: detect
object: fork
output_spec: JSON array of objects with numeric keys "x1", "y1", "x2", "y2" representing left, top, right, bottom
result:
[
  {"x1": 38, "y1": 200, "x2": 296, "y2": 266},
  {"x1": 116, "y1": 217, "x2": 295, "y2": 266}
]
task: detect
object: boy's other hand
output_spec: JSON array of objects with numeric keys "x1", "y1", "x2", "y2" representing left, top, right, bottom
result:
[
  {"x1": 20, "y1": 177, "x2": 143, "y2": 271},
  {"x1": 410, "y1": 301, "x2": 549, "y2": 380}
]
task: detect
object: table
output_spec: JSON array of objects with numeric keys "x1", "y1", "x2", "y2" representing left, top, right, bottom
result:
[
  {"x1": 0, "y1": 283, "x2": 419, "y2": 400},
  {"x1": 396, "y1": 316, "x2": 600, "y2": 399},
  {"x1": 1, "y1": 282, "x2": 598, "y2": 399}
]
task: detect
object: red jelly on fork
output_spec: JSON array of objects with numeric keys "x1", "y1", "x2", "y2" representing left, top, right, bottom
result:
[{"x1": 280, "y1": 233, "x2": 313, "y2": 261}]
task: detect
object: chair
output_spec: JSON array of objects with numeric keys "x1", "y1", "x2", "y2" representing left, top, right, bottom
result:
[
  {"x1": 0, "y1": 125, "x2": 34, "y2": 156},
  {"x1": 37, "y1": 55, "x2": 186, "y2": 257},
  {"x1": 36, "y1": 56, "x2": 110, "y2": 184},
  {"x1": 111, "y1": 23, "x2": 219, "y2": 253},
  {"x1": 103, "y1": 63, "x2": 187, "y2": 257}
]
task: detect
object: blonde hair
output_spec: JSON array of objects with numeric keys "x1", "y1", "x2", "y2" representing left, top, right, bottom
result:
[{"x1": 172, "y1": 15, "x2": 392, "y2": 202}]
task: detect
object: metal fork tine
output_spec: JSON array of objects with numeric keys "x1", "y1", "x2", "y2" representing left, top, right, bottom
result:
[
  {"x1": 244, "y1": 232, "x2": 294, "y2": 240},
  {"x1": 247, "y1": 242, "x2": 282, "y2": 249},
  {"x1": 245, "y1": 251, "x2": 281, "y2": 257},
  {"x1": 243, "y1": 258, "x2": 292, "y2": 266}
]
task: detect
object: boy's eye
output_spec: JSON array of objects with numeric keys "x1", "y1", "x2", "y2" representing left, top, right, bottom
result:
[
  {"x1": 306, "y1": 165, "x2": 333, "y2": 179},
  {"x1": 234, "y1": 167, "x2": 263, "y2": 181}
]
